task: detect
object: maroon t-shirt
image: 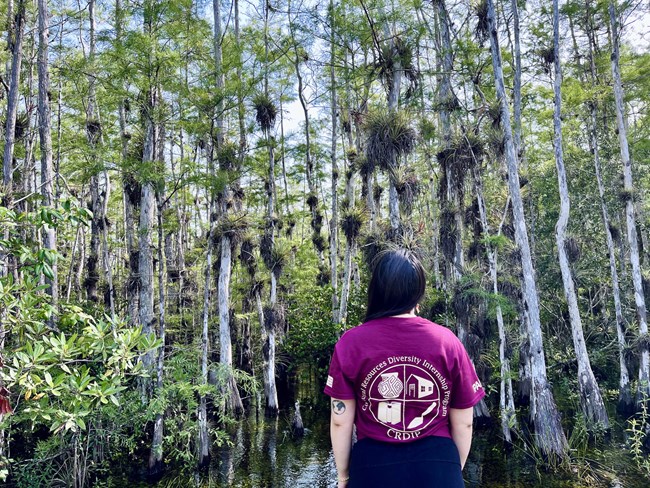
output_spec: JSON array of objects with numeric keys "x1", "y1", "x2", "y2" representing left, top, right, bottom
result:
[{"x1": 324, "y1": 316, "x2": 485, "y2": 443}]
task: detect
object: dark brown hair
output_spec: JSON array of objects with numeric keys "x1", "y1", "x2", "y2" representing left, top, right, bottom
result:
[{"x1": 365, "y1": 249, "x2": 426, "y2": 321}]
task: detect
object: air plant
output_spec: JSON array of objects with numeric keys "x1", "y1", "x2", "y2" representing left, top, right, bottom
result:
[
  {"x1": 437, "y1": 132, "x2": 485, "y2": 199},
  {"x1": 306, "y1": 193, "x2": 318, "y2": 211},
  {"x1": 263, "y1": 303, "x2": 286, "y2": 333},
  {"x1": 564, "y1": 236, "x2": 581, "y2": 264},
  {"x1": 316, "y1": 265, "x2": 330, "y2": 286},
  {"x1": 357, "y1": 156, "x2": 374, "y2": 181},
  {"x1": 440, "y1": 204, "x2": 459, "y2": 262},
  {"x1": 86, "y1": 119, "x2": 102, "y2": 144},
  {"x1": 391, "y1": 166, "x2": 421, "y2": 214},
  {"x1": 361, "y1": 230, "x2": 387, "y2": 270},
  {"x1": 217, "y1": 141, "x2": 239, "y2": 171},
  {"x1": 239, "y1": 234, "x2": 257, "y2": 276},
  {"x1": 311, "y1": 213, "x2": 324, "y2": 234},
  {"x1": 253, "y1": 93, "x2": 277, "y2": 132},
  {"x1": 486, "y1": 100, "x2": 502, "y2": 129},
  {"x1": 270, "y1": 239, "x2": 289, "y2": 278},
  {"x1": 340, "y1": 206, "x2": 366, "y2": 244},
  {"x1": 311, "y1": 232, "x2": 326, "y2": 253},
  {"x1": 14, "y1": 113, "x2": 28, "y2": 141},
  {"x1": 260, "y1": 225, "x2": 274, "y2": 270},
  {"x1": 215, "y1": 212, "x2": 249, "y2": 246},
  {"x1": 365, "y1": 109, "x2": 417, "y2": 171},
  {"x1": 376, "y1": 37, "x2": 420, "y2": 101},
  {"x1": 474, "y1": 0, "x2": 489, "y2": 45},
  {"x1": 538, "y1": 46, "x2": 555, "y2": 74}
]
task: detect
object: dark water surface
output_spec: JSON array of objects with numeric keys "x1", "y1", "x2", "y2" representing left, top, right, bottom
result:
[{"x1": 147, "y1": 406, "x2": 644, "y2": 488}]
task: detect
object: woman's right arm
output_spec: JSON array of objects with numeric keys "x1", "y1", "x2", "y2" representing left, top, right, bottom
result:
[
  {"x1": 330, "y1": 397, "x2": 356, "y2": 487},
  {"x1": 449, "y1": 407, "x2": 473, "y2": 469}
]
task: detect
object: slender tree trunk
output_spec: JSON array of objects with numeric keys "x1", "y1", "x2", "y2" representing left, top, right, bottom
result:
[
  {"x1": 38, "y1": 0, "x2": 58, "y2": 311},
  {"x1": 330, "y1": 0, "x2": 339, "y2": 322},
  {"x1": 475, "y1": 169, "x2": 516, "y2": 442},
  {"x1": 235, "y1": 0, "x2": 246, "y2": 167},
  {"x1": 435, "y1": 0, "x2": 463, "y2": 284},
  {"x1": 2, "y1": 0, "x2": 25, "y2": 205},
  {"x1": 436, "y1": 0, "x2": 489, "y2": 420},
  {"x1": 115, "y1": 0, "x2": 139, "y2": 326},
  {"x1": 486, "y1": 0, "x2": 568, "y2": 458},
  {"x1": 198, "y1": 193, "x2": 214, "y2": 468},
  {"x1": 139, "y1": 90, "x2": 157, "y2": 396},
  {"x1": 582, "y1": 0, "x2": 631, "y2": 413},
  {"x1": 551, "y1": 0, "x2": 609, "y2": 430},
  {"x1": 609, "y1": 1, "x2": 650, "y2": 402},
  {"x1": 213, "y1": 0, "x2": 242, "y2": 417},
  {"x1": 262, "y1": 1, "x2": 279, "y2": 415},
  {"x1": 510, "y1": 0, "x2": 523, "y2": 160},
  {"x1": 85, "y1": 0, "x2": 105, "y2": 308},
  {"x1": 149, "y1": 192, "x2": 166, "y2": 475},
  {"x1": 384, "y1": 16, "x2": 402, "y2": 235}
]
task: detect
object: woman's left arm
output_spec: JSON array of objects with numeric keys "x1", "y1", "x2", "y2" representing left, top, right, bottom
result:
[
  {"x1": 330, "y1": 397, "x2": 356, "y2": 487},
  {"x1": 449, "y1": 406, "x2": 474, "y2": 469}
]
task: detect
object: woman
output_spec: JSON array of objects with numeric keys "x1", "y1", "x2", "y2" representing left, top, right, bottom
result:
[{"x1": 325, "y1": 249, "x2": 484, "y2": 487}]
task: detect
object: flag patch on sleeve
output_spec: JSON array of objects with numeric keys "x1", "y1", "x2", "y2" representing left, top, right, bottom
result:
[{"x1": 326, "y1": 375, "x2": 334, "y2": 388}]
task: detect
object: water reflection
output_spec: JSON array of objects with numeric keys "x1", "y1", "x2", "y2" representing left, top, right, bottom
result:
[
  {"x1": 201, "y1": 410, "x2": 643, "y2": 488},
  {"x1": 212, "y1": 408, "x2": 336, "y2": 487}
]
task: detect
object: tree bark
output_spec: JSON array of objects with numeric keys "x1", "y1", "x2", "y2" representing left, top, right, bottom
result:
[
  {"x1": 38, "y1": 0, "x2": 58, "y2": 311},
  {"x1": 149, "y1": 192, "x2": 166, "y2": 475},
  {"x1": 330, "y1": 0, "x2": 339, "y2": 323},
  {"x1": 581, "y1": 0, "x2": 631, "y2": 413},
  {"x1": 2, "y1": 0, "x2": 25, "y2": 204},
  {"x1": 198, "y1": 192, "x2": 214, "y2": 468},
  {"x1": 551, "y1": 0, "x2": 609, "y2": 430},
  {"x1": 475, "y1": 169, "x2": 516, "y2": 443},
  {"x1": 213, "y1": 0, "x2": 242, "y2": 418},
  {"x1": 486, "y1": 0, "x2": 568, "y2": 458},
  {"x1": 608, "y1": 1, "x2": 650, "y2": 402},
  {"x1": 262, "y1": 0, "x2": 279, "y2": 415}
]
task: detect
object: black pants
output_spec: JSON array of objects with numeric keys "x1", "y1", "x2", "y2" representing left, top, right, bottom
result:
[{"x1": 348, "y1": 436, "x2": 465, "y2": 488}]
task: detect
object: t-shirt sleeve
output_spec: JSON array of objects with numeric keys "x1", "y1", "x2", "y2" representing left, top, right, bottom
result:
[
  {"x1": 324, "y1": 342, "x2": 355, "y2": 400},
  {"x1": 449, "y1": 340, "x2": 486, "y2": 409}
]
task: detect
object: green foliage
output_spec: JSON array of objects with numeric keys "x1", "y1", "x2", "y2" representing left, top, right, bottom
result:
[
  {"x1": 365, "y1": 109, "x2": 418, "y2": 170},
  {"x1": 627, "y1": 393, "x2": 650, "y2": 479}
]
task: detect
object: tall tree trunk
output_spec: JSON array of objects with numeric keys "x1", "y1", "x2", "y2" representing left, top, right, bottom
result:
[
  {"x1": 436, "y1": 0, "x2": 489, "y2": 420},
  {"x1": 198, "y1": 190, "x2": 214, "y2": 468},
  {"x1": 149, "y1": 192, "x2": 166, "y2": 475},
  {"x1": 85, "y1": 0, "x2": 114, "y2": 315},
  {"x1": 609, "y1": 1, "x2": 650, "y2": 402},
  {"x1": 2, "y1": 0, "x2": 25, "y2": 206},
  {"x1": 262, "y1": 1, "x2": 279, "y2": 415},
  {"x1": 329, "y1": 0, "x2": 339, "y2": 323},
  {"x1": 510, "y1": 0, "x2": 523, "y2": 160},
  {"x1": 37, "y1": 0, "x2": 58, "y2": 310},
  {"x1": 234, "y1": 0, "x2": 246, "y2": 167},
  {"x1": 1, "y1": 0, "x2": 25, "y2": 290},
  {"x1": 383, "y1": 14, "x2": 402, "y2": 235},
  {"x1": 582, "y1": 0, "x2": 631, "y2": 414},
  {"x1": 551, "y1": 0, "x2": 609, "y2": 430},
  {"x1": 435, "y1": 0, "x2": 462, "y2": 284},
  {"x1": 213, "y1": 0, "x2": 242, "y2": 417},
  {"x1": 115, "y1": 0, "x2": 139, "y2": 326},
  {"x1": 139, "y1": 90, "x2": 157, "y2": 396},
  {"x1": 475, "y1": 169, "x2": 516, "y2": 442},
  {"x1": 486, "y1": 0, "x2": 568, "y2": 458}
]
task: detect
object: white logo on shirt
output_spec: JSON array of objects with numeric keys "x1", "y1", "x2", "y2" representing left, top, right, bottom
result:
[
  {"x1": 326, "y1": 375, "x2": 334, "y2": 388},
  {"x1": 472, "y1": 380, "x2": 482, "y2": 392}
]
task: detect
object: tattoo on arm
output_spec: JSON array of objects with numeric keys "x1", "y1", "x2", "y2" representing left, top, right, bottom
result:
[{"x1": 332, "y1": 400, "x2": 346, "y2": 415}]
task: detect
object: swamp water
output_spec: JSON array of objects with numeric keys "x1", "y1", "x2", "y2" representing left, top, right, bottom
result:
[{"x1": 138, "y1": 407, "x2": 646, "y2": 488}]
